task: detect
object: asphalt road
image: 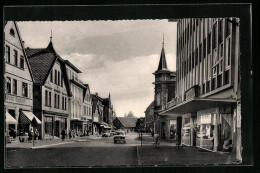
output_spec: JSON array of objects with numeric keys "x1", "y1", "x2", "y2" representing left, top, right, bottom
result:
[{"x1": 5, "y1": 133, "x2": 140, "y2": 168}]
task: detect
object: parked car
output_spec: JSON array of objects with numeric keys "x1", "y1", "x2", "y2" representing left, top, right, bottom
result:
[
  {"x1": 115, "y1": 131, "x2": 126, "y2": 136},
  {"x1": 114, "y1": 135, "x2": 126, "y2": 143},
  {"x1": 102, "y1": 132, "x2": 110, "y2": 137}
]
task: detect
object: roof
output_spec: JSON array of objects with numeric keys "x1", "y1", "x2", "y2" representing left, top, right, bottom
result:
[
  {"x1": 146, "y1": 101, "x2": 154, "y2": 111},
  {"x1": 157, "y1": 43, "x2": 168, "y2": 71},
  {"x1": 26, "y1": 47, "x2": 57, "y2": 84},
  {"x1": 65, "y1": 60, "x2": 82, "y2": 73},
  {"x1": 115, "y1": 117, "x2": 137, "y2": 128}
]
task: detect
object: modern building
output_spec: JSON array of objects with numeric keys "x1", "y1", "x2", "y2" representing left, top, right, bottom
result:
[
  {"x1": 113, "y1": 117, "x2": 137, "y2": 132},
  {"x1": 82, "y1": 84, "x2": 93, "y2": 134},
  {"x1": 26, "y1": 39, "x2": 71, "y2": 139},
  {"x1": 153, "y1": 38, "x2": 177, "y2": 140},
  {"x1": 4, "y1": 21, "x2": 38, "y2": 137},
  {"x1": 64, "y1": 60, "x2": 86, "y2": 134},
  {"x1": 144, "y1": 101, "x2": 154, "y2": 133},
  {"x1": 160, "y1": 18, "x2": 241, "y2": 161}
]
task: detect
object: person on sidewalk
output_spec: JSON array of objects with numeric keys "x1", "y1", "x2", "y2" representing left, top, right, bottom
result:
[
  {"x1": 28, "y1": 128, "x2": 33, "y2": 143},
  {"x1": 69, "y1": 129, "x2": 72, "y2": 139},
  {"x1": 34, "y1": 129, "x2": 39, "y2": 140},
  {"x1": 61, "y1": 129, "x2": 66, "y2": 141}
]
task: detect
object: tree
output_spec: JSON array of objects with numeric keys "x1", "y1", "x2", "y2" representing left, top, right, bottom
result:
[
  {"x1": 126, "y1": 111, "x2": 135, "y2": 118},
  {"x1": 136, "y1": 117, "x2": 145, "y2": 131}
]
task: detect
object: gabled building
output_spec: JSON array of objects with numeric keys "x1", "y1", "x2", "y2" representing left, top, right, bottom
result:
[
  {"x1": 4, "y1": 21, "x2": 38, "y2": 137},
  {"x1": 160, "y1": 18, "x2": 241, "y2": 161},
  {"x1": 82, "y1": 84, "x2": 92, "y2": 133},
  {"x1": 153, "y1": 38, "x2": 177, "y2": 140},
  {"x1": 91, "y1": 93, "x2": 104, "y2": 134},
  {"x1": 26, "y1": 39, "x2": 71, "y2": 139},
  {"x1": 102, "y1": 93, "x2": 114, "y2": 127},
  {"x1": 113, "y1": 117, "x2": 136, "y2": 131}
]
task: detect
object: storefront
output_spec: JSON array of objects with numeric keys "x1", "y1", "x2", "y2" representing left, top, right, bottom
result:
[{"x1": 43, "y1": 114, "x2": 67, "y2": 138}]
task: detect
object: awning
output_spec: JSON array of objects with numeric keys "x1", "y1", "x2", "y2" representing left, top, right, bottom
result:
[
  {"x1": 160, "y1": 98, "x2": 236, "y2": 115},
  {"x1": 20, "y1": 111, "x2": 42, "y2": 124},
  {"x1": 6, "y1": 112, "x2": 18, "y2": 124}
]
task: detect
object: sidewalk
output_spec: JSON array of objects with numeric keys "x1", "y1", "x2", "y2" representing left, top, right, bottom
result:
[
  {"x1": 5, "y1": 135, "x2": 102, "y2": 150},
  {"x1": 136, "y1": 145, "x2": 239, "y2": 166},
  {"x1": 136, "y1": 133, "x2": 178, "y2": 146}
]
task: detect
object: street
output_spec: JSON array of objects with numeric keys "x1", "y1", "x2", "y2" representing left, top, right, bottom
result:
[{"x1": 5, "y1": 132, "x2": 236, "y2": 168}]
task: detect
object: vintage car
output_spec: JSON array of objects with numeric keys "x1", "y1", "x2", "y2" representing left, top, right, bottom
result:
[
  {"x1": 115, "y1": 131, "x2": 126, "y2": 135},
  {"x1": 102, "y1": 132, "x2": 110, "y2": 137},
  {"x1": 114, "y1": 135, "x2": 126, "y2": 143}
]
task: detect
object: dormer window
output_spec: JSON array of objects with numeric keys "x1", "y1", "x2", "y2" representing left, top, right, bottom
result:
[{"x1": 10, "y1": 28, "x2": 15, "y2": 37}]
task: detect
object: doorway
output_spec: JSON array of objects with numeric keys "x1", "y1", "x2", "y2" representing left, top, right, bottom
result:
[
  {"x1": 55, "y1": 121, "x2": 60, "y2": 137},
  {"x1": 177, "y1": 116, "x2": 182, "y2": 144}
]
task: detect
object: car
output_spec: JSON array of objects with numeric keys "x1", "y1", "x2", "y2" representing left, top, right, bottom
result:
[
  {"x1": 115, "y1": 131, "x2": 126, "y2": 136},
  {"x1": 102, "y1": 132, "x2": 110, "y2": 137},
  {"x1": 114, "y1": 135, "x2": 126, "y2": 143}
]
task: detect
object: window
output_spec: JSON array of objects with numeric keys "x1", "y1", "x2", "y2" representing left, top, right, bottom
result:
[
  {"x1": 65, "y1": 97, "x2": 67, "y2": 110},
  {"x1": 13, "y1": 79, "x2": 17, "y2": 95},
  {"x1": 62, "y1": 96, "x2": 64, "y2": 110},
  {"x1": 55, "y1": 70, "x2": 57, "y2": 84},
  {"x1": 14, "y1": 50, "x2": 18, "y2": 66},
  {"x1": 203, "y1": 38, "x2": 206, "y2": 58},
  {"x1": 207, "y1": 33, "x2": 211, "y2": 54},
  {"x1": 57, "y1": 95, "x2": 60, "y2": 109},
  {"x1": 226, "y1": 19, "x2": 231, "y2": 37},
  {"x1": 54, "y1": 94, "x2": 57, "y2": 108},
  {"x1": 6, "y1": 77, "x2": 11, "y2": 94},
  {"x1": 208, "y1": 54, "x2": 211, "y2": 79},
  {"x1": 61, "y1": 73, "x2": 63, "y2": 87},
  {"x1": 45, "y1": 90, "x2": 48, "y2": 106},
  {"x1": 84, "y1": 106, "x2": 86, "y2": 115},
  {"x1": 226, "y1": 37, "x2": 231, "y2": 68},
  {"x1": 58, "y1": 71, "x2": 60, "y2": 85},
  {"x1": 6, "y1": 45, "x2": 10, "y2": 63},
  {"x1": 10, "y1": 28, "x2": 15, "y2": 37},
  {"x1": 20, "y1": 56, "x2": 24, "y2": 69},
  {"x1": 213, "y1": 24, "x2": 217, "y2": 49},
  {"x1": 50, "y1": 70, "x2": 53, "y2": 82},
  {"x1": 49, "y1": 92, "x2": 52, "y2": 106},
  {"x1": 22, "y1": 82, "x2": 28, "y2": 97},
  {"x1": 218, "y1": 19, "x2": 223, "y2": 44}
]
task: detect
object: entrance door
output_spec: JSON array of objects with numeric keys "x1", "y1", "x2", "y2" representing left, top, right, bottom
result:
[
  {"x1": 55, "y1": 121, "x2": 60, "y2": 137},
  {"x1": 161, "y1": 122, "x2": 166, "y2": 139},
  {"x1": 177, "y1": 116, "x2": 182, "y2": 144}
]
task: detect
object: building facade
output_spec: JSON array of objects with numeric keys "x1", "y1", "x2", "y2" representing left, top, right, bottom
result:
[
  {"x1": 102, "y1": 93, "x2": 114, "y2": 127},
  {"x1": 4, "y1": 21, "x2": 36, "y2": 136},
  {"x1": 91, "y1": 93, "x2": 104, "y2": 134},
  {"x1": 82, "y1": 84, "x2": 93, "y2": 134},
  {"x1": 161, "y1": 18, "x2": 241, "y2": 161},
  {"x1": 26, "y1": 40, "x2": 70, "y2": 139},
  {"x1": 65, "y1": 60, "x2": 87, "y2": 134},
  {"x1": 113, "y1": 117, "x2": 136, "y2": 132},
  {"x1": 153, "y1": 39, "x2": 177, "y2": 140}
]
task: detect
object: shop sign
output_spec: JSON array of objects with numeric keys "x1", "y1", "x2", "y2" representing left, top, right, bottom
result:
[
  {"x1": 200, "y1": 114, "x2": 211, "y2": 124},
  {"x1": 6, "y1": 95, "x2": 27, "y2": 104}
]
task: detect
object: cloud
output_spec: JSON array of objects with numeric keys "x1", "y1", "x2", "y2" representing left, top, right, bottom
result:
[{"x1": 61, "y1": 52, "x2": 176, "y2": 117}]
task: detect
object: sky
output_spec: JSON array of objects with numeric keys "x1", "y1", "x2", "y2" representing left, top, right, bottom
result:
[{"x1": 17, "y1": 20, "x2": 177, "y2": 117}]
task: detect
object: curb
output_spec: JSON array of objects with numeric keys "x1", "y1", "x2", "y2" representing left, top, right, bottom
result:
[
  {"x1": 31, "y1": 141, "x2": 74, "y2": 149},
  {"x1": 136, "y1": 146, "x2": 141, "y2": 166}
]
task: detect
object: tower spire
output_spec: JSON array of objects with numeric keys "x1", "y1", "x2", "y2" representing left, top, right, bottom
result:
[{"x1": 157, "y1": 34, "x2": 168, "y2": 70}]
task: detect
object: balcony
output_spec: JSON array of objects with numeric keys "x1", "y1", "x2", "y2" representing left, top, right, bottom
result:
[{"x1": 184, "y1": 85, "x2": 200, "y2": 101}]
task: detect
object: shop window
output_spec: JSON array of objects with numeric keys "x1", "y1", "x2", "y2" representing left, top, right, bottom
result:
[
  {"x1": 22, "y1": 82, "x2": 28, "y2": 97},
  {"x1": 6, "y1": 45, "x2": 10, "y2": 63},
  {"x1": 12, "y1": 79, "x2": 17, "y2": 95},
  {"x1": 14, "y1": 50, "x2": 18, "y2": 66},
  {"x1": 20, "y1": 56, "x2": 24, "y2": 69},
  {"x1": 6, "y1": 77, "x2": 11, "y2": 94}
]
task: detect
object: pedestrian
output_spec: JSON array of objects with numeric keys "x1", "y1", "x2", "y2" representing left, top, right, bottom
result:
[
  {"x1": 34, "y1": 129, "x2": 39, "y2": 140},
  {"x1": 61, "y1": 129, "x2": 66, "y2": 141},
  {"x1": 69, "y1": 129, "x2": 72, "y2": 139},
  {"x1": 28, "y1": 128, "x2": 33, "y2": 143}
]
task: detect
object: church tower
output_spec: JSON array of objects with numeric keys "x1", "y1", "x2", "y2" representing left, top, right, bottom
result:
[{"x1": 153, "y1": 36, "x2": 176, "y2": 139}]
